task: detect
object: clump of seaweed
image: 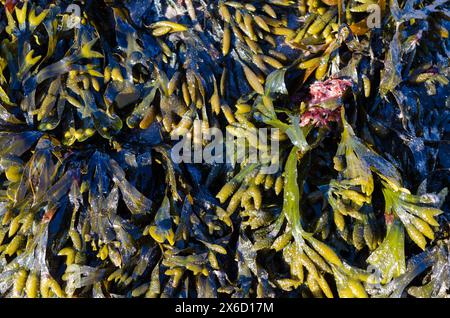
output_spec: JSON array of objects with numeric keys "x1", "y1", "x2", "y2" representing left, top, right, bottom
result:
[{"x1": 0, "y1": 0, "x2": 448, "y2": 298}]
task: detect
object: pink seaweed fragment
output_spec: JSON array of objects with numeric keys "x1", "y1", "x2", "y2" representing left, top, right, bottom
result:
[
  {"x1": 5, "y1": 0, "x2": 20, "y2": 12},
  {"x1": 299, "y1": 78, "x2": 351, "y2": 128},
  {"x1": 309, "y1": 78, "x2": 352, "y2": 105},
  {"x1": 300, "y1": 106, "x2": 341, "y2": 128}
]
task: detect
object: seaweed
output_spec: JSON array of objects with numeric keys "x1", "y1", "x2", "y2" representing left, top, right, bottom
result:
[{"x1": 0, "y1": 0, "x2": 448, "y2": 298}]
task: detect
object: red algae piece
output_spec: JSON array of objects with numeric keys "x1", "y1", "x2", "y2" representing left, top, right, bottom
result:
[{"x1": 309, "y1": 78, "x2": 352, "y2": 105}]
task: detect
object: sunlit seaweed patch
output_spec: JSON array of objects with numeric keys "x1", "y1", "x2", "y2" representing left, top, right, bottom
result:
[{"x1": 0, "y1": 0, "x2": 448, "y2": 298}]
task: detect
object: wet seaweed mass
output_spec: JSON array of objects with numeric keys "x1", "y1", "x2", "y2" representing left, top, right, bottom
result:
[{"x1": 0, "y1": 0, "x2": 449, "y2": 298}]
